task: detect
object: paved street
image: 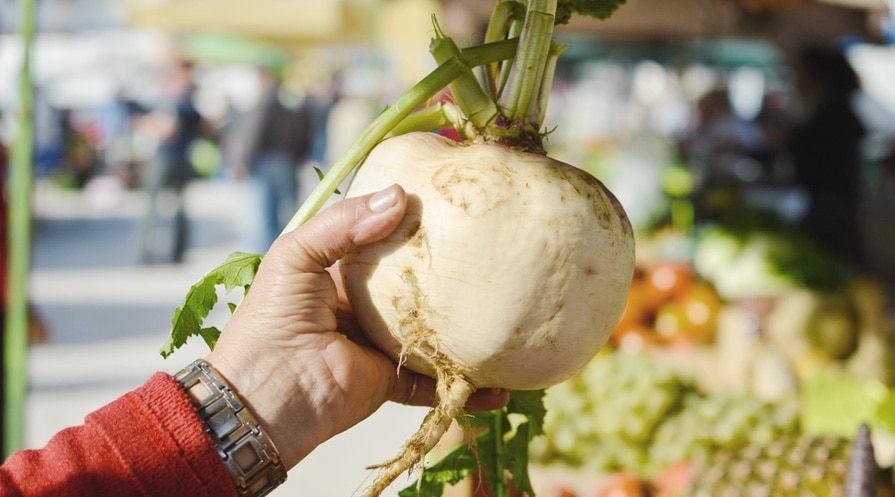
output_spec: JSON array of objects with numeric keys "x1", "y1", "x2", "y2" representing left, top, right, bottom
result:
[{"x1": 26, "y1": 175, "x2": 428, "y2": 496}]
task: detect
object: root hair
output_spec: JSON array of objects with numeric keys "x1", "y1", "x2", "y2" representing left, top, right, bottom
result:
[{"x1": 360, "y1": 367, "x2": 475, "y2": 497}]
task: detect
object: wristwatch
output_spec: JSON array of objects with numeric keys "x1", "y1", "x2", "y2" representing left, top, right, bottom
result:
[{"x1": 175, "y1": 359, "x2": 287, "y2": 497}]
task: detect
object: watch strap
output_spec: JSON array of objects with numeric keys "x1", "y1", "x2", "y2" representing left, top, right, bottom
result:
[{"x1": 175, "y1": 359, "x2": 287, "y2": 497}]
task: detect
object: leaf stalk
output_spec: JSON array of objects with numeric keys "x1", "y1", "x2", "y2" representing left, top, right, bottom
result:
[{"x1": 498, "y1": 0, "x2": 558, "y2": 128}]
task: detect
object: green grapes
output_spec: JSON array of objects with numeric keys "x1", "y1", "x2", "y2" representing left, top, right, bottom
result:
[
  {"x1": 532, "y1": 351, "x2": 801, "y2": 478},
  {"x1": 534, "y1": 351, "x2": 690, "y2": 472},
  {"x1": 646, "y1": 390, "x2": 799, "y2": 474}
]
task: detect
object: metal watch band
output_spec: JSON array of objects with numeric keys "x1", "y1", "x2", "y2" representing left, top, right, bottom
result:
[{"x1": 175, "y1": 359, "x2": 287, "y2": 497}]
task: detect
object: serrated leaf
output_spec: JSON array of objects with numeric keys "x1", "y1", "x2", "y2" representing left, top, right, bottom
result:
[
  {"x1": 160, "y1": 251, "x2": 263, "y2": 358},
  {"x1": 198, "y1": 326, "x2": 222, "y2": 351},
  {"x1": 401, "y1": 389, "x2": 545, "y2": 497},
  {"x1": 398, "y1": 437, "x2": 485, "y2": 497},
  {"x1": 508, "y1": 389, "x2": 546, "y2": 439}
]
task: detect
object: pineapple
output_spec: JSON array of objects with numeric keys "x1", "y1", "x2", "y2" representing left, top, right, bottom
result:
[
  {"x1": 688, "y1": 435, "x2": 850, "y2": 497},
  {"x1": 655, "y1": 425, "x2": 893, "y2": 497}
]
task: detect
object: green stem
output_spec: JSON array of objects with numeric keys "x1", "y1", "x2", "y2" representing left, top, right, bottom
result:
[
  {"x1": 498, "y1": 0, "x2": 557, "y2": 127},
  {"x1": 429, "y1": 19, "x2": 499, "y2": 130},
  {"x1": 531, "y1": 40, "x2": 567, "y2": 127},
  {"x1": 5, "y1": 0, "x2": 35, "y2": 457},
  {"x1": 459, "y1": 38, "x2": 519, "y2": 68},
  {"x1": 281, "y1": 40, "x2": 517, "y2": 232},
  {"x1": 482, "y1": 0, "x2": 525, "y2": 98},
  {"x1": 497, "y1": 5, "x2": 527, "y2": 101},
  {"x1": 384, "y1": 102, "x2": 464, "y2": 138},
  {"x1": 282, "y1": 63, "x2": 457, "y2": 232},
  {"x1": 491, "y1": 412, "x2": 508, "y2": 497}
]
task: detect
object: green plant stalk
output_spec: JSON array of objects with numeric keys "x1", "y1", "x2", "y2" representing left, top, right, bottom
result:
[
  {"x1": 430, "y1": 23, "x2": 499, "y2": 131},
  {"x1": 460, "y1": 38, "x2": 519, "y2": 68},
  {"x1": 482, "y1": 0, "x2": 525, "y2": 98},
  {"x1": 282, "y1": 60, "x2": 462, "y2": 233},
  {"x1": 498, "y1": 16, "x2": 526, "y2": 101},
  {"x1": 282, "y1": 39, "x2": 518, "y2": 232},
  {"x1": 5, "y1": 0, "x2": 35, "y2": 457},
  {"x1": 491, "y1": 413, "x2": 508, "y2": 497},
  {"x1": 532, "y1": 40, "x2": 567, "y2": 127},
  {"x1": 384, "y1": 102, "x2": 464, "y2": 139},
  {"x1": 498, "y1": 0, "x2": 557, "y2": 127}
]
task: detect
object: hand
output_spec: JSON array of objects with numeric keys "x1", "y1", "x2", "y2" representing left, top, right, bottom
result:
[{"x1": 205, "y1": 185, "x2": 509, "y2": 469}]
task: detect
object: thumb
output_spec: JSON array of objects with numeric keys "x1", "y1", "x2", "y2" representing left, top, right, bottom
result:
[{"x1": 273, "y1": 184, "x2": 407, "y2": 273}]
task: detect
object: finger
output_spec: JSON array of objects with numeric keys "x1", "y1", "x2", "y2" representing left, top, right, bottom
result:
[
  {"x1": 392, "y1": 370, "x2": 510, "y2": 412},
  {"x1": 392, "y1": 369, "x2": 432, "y2": 406},
  {"x1": 464, "y1": 388, "x2": 511, "y2": 412},
  {"x1": 274, "y1": 184, "x2": 407, "y2": 273}
]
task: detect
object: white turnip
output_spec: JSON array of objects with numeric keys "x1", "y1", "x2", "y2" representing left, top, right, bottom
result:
[{"x1": 341, "y1": 131, "x2": 635, "y2": 495}]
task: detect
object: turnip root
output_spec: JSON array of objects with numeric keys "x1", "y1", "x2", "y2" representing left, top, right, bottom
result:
[{"x1": 341, "y1": 131, "x2": 635, "y2": 495}]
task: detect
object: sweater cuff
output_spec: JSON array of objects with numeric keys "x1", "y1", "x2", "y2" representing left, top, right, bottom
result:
[{"x1": 88, "y1": 372, "x2": 237, "y2": 497}]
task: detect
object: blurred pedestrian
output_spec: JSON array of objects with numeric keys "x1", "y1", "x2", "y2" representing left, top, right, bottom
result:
[
  {"x1": 138, "y1": 56, "x2": 204, "y2": 264},
  {"x1": 680, "y1": 88, "x2": 768, "y2": 222},
  {"x1": 788, "y1": 43, "x2": 866, "y2": 267},
  {"x1": 239, "y1": 67, "x2": 316, "y2": 254}
]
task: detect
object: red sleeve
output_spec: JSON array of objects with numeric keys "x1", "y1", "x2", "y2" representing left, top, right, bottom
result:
[{"x1": 0, "y1": 372, "x2": 238, "y2": 497}]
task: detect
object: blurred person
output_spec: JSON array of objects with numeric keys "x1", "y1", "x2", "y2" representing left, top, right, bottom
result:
[
  {"x1": 787, "y1": 43, "x2": 866, "y2": 267},
  {"x1": 0, "y1": 184, "x2": 509, "y2": 496},
  {"x1": 57, "y1": 110, "x2": 99, "y2": 189},
  {"x1": 138, "y1": 57, "x2": 204, "y2": 264},
  {"x1": 238, "y1": 67, "x2": 316, "y2": 254},
  {"x1": 306, "y1": 71, "x2": 339, "y2": 168},
  {"x1": 680, "y1": 88, "x2": 769, "y2": 222}
]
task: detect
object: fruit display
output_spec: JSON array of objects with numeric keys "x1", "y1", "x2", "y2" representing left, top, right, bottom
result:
[
  {"x1": 531, "y1": 351, "x2": 895, "y2": 496},
  {"x1": 608, "y1": 260, "x2": 724, "y2": 351},
  {"x1": 531, "y1": 351, "x2": 800, "y2": 478},
  {"x1": 580, "y1": 430, "x2": 895, "y2": 497},
  {"x1": 692, "y1": 221, "x2": 849, "y2": 301},
  {"x1": 681, "y1": 434, "x2": 853, "y2": 497},
  {"x1": 526, "y1": 219, "x2": 895, "y2": 497}
]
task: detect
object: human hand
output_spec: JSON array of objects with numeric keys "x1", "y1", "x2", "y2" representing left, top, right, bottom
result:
[{"x1": 205, "y1": 184, "x2": 510, "y2": 469}]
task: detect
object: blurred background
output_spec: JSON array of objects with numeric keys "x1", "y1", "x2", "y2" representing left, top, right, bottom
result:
[{"x1": 2, "y1": 0, "x2": 895, "y2": 495}]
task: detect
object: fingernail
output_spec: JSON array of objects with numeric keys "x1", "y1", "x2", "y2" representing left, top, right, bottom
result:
[{"x1": 369, "y1": 185, "x2": 398, "y2": 213}]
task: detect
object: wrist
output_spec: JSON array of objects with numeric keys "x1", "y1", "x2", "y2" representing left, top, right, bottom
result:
[
  {"x1": 203, "y1": 350, "x2": 332, "y2": 470},
  {"x1": 174, "y1": 359, "x2": 287, "y2": 496}
]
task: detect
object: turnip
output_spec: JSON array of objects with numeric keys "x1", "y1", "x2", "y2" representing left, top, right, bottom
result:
[
  {"x1": 344, "y1": 131, "x2": 633, "y2": 391},
  {"x1": 342, "y1": 131, "x2": 633, "y2": 495},
  {"x1": 162, "y1": 1, "x2": 633, "y2": 496}
]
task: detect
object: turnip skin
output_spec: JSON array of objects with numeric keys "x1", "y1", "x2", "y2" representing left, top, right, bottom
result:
[
  {"x1": 342, "y1": 132, "x2": 635, "y2": 390},
  {"x1": 341, "y1": 132, "x2": 634, "y2": 496}
]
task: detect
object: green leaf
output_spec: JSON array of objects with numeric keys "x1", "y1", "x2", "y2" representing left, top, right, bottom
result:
[
  {"x1": 508, "y1": 389, "x2": 547, "y2": 438},
  {"x1": 398, "y1": 438, "x2": 483, "y2": 497},
  {"x1": 160, "y1": 251, "x2": 263, "y2": 358},
  {"x1": 400, "y1": 389, "x2": 546, "y2": 497}
]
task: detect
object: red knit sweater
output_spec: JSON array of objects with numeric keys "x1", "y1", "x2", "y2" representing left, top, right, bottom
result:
[{"x1": 0, "y1": 372, "x2": 238, "y2": 497}]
